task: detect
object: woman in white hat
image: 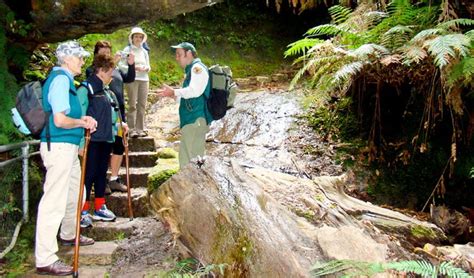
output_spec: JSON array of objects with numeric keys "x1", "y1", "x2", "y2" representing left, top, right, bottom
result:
[{"x1": 119, "y1": 26, "x2": 151, "y2": 137}]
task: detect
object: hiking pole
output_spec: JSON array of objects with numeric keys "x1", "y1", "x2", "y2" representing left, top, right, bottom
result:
[
  {"x1": 123, "y1": 131, "x2": 134, "y2": 220},
  {"x1": 117, "y1": 115, "x2": 134, "y2": 220},
  {"x1": 73, "y1": 129, "x2": 91, "y2": 278}
]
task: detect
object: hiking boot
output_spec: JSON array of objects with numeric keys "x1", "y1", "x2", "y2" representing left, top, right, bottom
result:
[
  {"x1": 108, "y1": 178, "x2": 128, "y2": 192},
  {"x1": 104, "y1": 184, "x2": 112, "y2": 195},
  {"x1": 92, "y1": 204, "x2": 116, "y2": 222},
  {"x1": 80, "y1": 211, "x2": 93, "y2": 228},
  {"x1": 36, "y1": 260, "x2": 73, "y2": 276}
]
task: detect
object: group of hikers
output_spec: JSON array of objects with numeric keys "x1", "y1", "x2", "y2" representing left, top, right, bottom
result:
[{"x1": 35, "y1": 26, "x2": 213, "y2": 276}]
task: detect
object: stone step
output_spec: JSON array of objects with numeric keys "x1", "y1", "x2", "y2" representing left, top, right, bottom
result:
[
  {"x1": 104, "y1": 187, "x2": 152, "y2": 218},
  {"x1": 128, "y1": 136, "x2": 156, "y2": 152},
  {"x1": 108, "y1": 167, "x2": 153, "y2": 188},
  {"x1": 22, "y1": 266, "x2": 110, "y2": 278},
  {"x1": 81, "y1": 217, "x2": 137, "y2": 241},
  {"x1": 58, "y1": 241, "x2": 118, "y2": 266},
  {"x1": 127, "y1": 151, "x2": 158, "y2": 168}
]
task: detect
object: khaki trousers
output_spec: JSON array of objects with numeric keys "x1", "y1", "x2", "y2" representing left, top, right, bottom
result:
[
  {"x1": 179, "y1": 117, "x2": 209, "y2": 168},
  {"x1": 126, "y1": 80, "x2": 149, "y2": 132},
  {"x1": 35, "y1": 142, "x2": 83, "y2": 267}
]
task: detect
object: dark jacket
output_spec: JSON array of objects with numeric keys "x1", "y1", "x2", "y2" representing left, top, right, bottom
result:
[
  {"x1": 86, "y1": 63, "x2": 135, "y2": 122},
  {"x1": 83, "y1": 74, "x2": 118, "y2": 142}
]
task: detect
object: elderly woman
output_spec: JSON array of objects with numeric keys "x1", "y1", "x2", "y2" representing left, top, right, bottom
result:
[
  {"x1": 86, "y1": 40, "x2": 135, "y2": 194},
  {"x1": 78, "y1": 54, "x2": 121, "y2": 228},
  {"x1": 35, "y1": 41, "x2": 97, "y2": 276},
  {"x1": 120, "y1": 26, "x2": 151, "y2": 137}
]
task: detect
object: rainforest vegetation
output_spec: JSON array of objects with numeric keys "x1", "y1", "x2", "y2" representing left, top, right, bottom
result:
[{"x1": 0, "y1": 0, "x2": 473, "y2": 275}]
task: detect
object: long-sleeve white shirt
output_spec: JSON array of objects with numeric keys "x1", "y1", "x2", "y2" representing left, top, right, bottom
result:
[{"x1": 175, "y1": 63, "x2": 209, "y2": 100}]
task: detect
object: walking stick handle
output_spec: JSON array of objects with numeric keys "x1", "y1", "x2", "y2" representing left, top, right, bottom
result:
[{"x1": 73, "y1": 129, "x2": 91, "y2": 277}]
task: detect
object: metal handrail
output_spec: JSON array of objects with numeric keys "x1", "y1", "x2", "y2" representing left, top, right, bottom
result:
[{"x1": 0, "y1": 139, "x2": 40, "y2": 259}]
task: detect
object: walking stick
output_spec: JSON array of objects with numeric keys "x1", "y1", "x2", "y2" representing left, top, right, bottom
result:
[
  {"x1": 123, "y1": 131, "x2": 134, "y2": 220},
  {"x1": 73, "y1": 129, "x2": 91, "y2": 278},
  {"x1": 118, "y1": 115, "x2": 133, "y2": 220}
]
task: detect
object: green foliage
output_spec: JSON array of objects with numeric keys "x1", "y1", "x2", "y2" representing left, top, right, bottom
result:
[
  {"x1": 2, "y1": 220, "x2": 36, "y2": 276},
  {"x1": 311, "y1": 259, "x2": 471, "y2": 278},
  {"x1": 288, "y1": 0, "x2": 474, "y2": 207},
  {"x1": 306, "y1": 97, "x2": 358, "y2": 141},
  {"x1": 156, "y1": 258, "x2": 227, "y2": 278},
  {"x1": 284, "y1": 38, "x2": 324, "y2": 57},
  {"x1": 423, "y1": 34, "x2": 470, "y2": 68},
  {"x1": 78, "y1": 1, "x2": 290, "y2": 86}
]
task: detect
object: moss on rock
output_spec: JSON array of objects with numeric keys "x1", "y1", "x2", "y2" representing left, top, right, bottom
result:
[
  {"x1": 157, "y1": 147, "x2": 178, "y2": 159},
  {"x1": 147, "y1": 156, "x2": 179, "y2": 194}
]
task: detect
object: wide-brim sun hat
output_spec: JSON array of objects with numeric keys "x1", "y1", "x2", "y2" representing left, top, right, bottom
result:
[
  {"x1": 128, "y1": 27, "x2": 148, "y2": 44},
  {"x1": 56, "y1": 41, "x2": 90, "y2": 58}
]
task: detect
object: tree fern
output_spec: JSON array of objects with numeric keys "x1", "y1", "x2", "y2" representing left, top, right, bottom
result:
[
  {"x1": 332, "y1": 61, "x2": 367, "y2": 86},
  {"x1": 305, "y1": 24, "x2": 352, "y2": 37},
  {"x1": 411, "y1": 28, "x2": 446, "y2": 43},
  {"x1": 328, "y1": 5, "x2": 352, "y2": 25},
  {"x1": 285, "y1": 38, "x2": 324, "y2": 57},
  {"x1": 447, "y1": 56, "x2": 474, "y2": 88},
  {"x1": 349, "y1": 43, "x2": 389, "y2": 59},
  {"x1": 401, "y1": 45, "x2": 428, "y2": 65},
  {"x1": 381, "y1": 25, "x2": 414, "y2": 48},
  {"x1": 311, "y1": 259, "x2": 471, "y2": 278},
  {"x1": 424, "y1": 34, "x2": 471, "y2": 68},
  {"x1": 437, "y1": 18, "x2": 474, "y2": 31},
  {"x1": 365, "y1": 11, "x2": 389, "y2": 27}
]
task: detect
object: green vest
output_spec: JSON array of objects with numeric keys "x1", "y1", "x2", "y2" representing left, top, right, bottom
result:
[
  {"x1": 41, "y1": 70, "x2": 83, "y2": 145},
  {"x1": 179, "y1": 59, "x2": 212, "y2": 128}
]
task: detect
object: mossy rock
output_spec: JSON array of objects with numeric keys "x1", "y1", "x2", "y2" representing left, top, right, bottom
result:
[
  {"x1": 157, "y1": 147, "x2": 178, "y2": 159},
  {"x1": 147, "y1": 157, "x2": 179, "y2": 193}
]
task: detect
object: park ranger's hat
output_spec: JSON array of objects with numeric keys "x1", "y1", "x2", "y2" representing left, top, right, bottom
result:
[{"x1": 171, "y1": 42, "x2": 197, "y2": 55}]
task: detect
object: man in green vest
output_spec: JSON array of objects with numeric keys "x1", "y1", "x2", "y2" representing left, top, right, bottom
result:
[{"x1": 157, "y1": 42, "x2": 212, "y2": 168}]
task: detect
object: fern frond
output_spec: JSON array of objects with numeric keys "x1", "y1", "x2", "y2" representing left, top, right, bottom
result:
[
  {"x1": 401, "y1": 45, "x2": 428, "y2": 65},
  {"x1": 349, "y1": 43, "x2": 389, "y2": 59},
  {"x1": 305, "y1": 24, "x2": 351, "y2": 37},
  {"x1": 386, "y1": 260, "x2": 436, "y2": 277},
  {"x1": 438, "y1": 261, "x2": 472, "y2": 278},
  {"x1": 328, "y1": 5, "x2": 352, "y2": 25},
  {"x1": 424, "y1": 34, "x2": 471, "y2": 68},
  {"x1": 381, "y1": 25, "x2": 414, "y2": 48},
  {"x1": 437, "y1": 18, "x2": 474, "y2": 30},
  {"x1": 289, "y1": 58, "x2": 321, "y2": 89},
  {"x1": 465, "y1": 30, "x2": 474, "y2": 40},
  {"x1": 365, "y1": 11, "x2": 389, "y2": 27},
  {"x1": 447, "y1": 56, "x2": 474, "y2": 87},
  {"x1": 333, "y1": 61, "x2": 366, "y2": 86},
  {"x1": 411, "y1": 28, "x2": 446, "y2": 43},
  {"x1": 285, "y1": 38, "x2": 324, "y2": 58}
]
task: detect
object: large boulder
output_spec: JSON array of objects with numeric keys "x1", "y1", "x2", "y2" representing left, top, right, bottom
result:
[{"x1": 150, "y1": 157, "x2": 447, "y2": 277}]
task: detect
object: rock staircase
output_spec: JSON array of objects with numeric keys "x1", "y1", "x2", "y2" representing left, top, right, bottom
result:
[{"x1": 23, "y1": 137, "x2": 158, "y2": 277}]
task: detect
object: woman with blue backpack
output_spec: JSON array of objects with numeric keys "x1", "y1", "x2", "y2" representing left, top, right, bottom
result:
[{"x1": 35, "y1": 41, "x2": 97, "y2": 276}]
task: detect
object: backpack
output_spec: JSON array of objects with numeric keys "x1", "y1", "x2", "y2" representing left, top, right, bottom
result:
[
  {"x1": 206, "y1": 64, "x2": 238, "y2": 121},
  {"x1": 11, "y1": 71, "x2": 74, "y2": 142},
  {"x1": 11, "y1": 81, "x2": 48, "y2": 138}
]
